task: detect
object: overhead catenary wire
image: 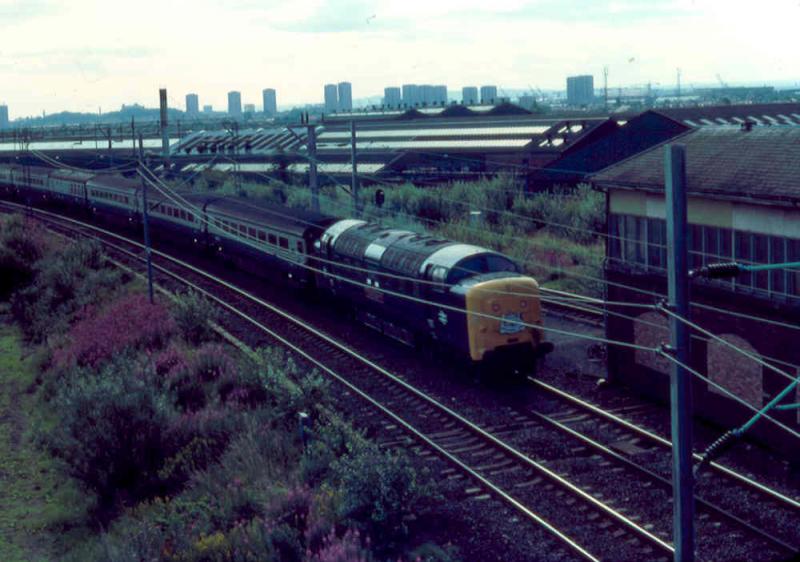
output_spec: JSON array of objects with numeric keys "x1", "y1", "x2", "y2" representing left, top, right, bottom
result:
[
  {"x1": 657, "y1": 351, "x2": 800, "y2": 443},
  {"x1": 140, "y1": 163, "x2": 662, "y2": 324},
  {"x1": 137, "y1": 168, "x2": 657, "y2": 353},
  {"x1": 19, "y1": 149, "x2": 800, "y2": 338},
  {"x1": 12, "y1": 154, "x2": 800, "y2": 400},
  {"x1": 658, "y1": 304, "x2": 800, "y2": 387},
  {"x1": 15, "y1": 151, "x2": 646, "y2": 312},
  {"x1": 147, "y1": 156, "x2": 800, "y2": 340}
]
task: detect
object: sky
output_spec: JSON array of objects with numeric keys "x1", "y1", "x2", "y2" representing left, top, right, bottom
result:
[{"x1": 1, "y1": 0, "x2": 799, "y2": 118}]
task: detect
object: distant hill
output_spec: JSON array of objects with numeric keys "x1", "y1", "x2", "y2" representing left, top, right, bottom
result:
[{"x1": 11, "y1": 105, "x2": 223, "y2": 128}]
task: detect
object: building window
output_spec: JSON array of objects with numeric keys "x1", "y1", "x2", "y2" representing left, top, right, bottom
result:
[
  {"x1": 623, "y1": 215, "x2": 645, "y2": 265},
  {"x1": 734, "y1": 231, "x2": 753, "y2": 289},
  {"x1": 646, "y1": 218, "x2": 666, "y2": 269},
  {"x1": 786, "y1": 239, "x2": 800, "y2": 297},
  {"x1": 609, "y1": 214, "x2": 622, "y2": 261},
  {"x1": 770, "y1": 235, "x2": 786, "y2": 295},
  {"x1": 752, "y1": 233, "x2": 769, "y2": 292},
  {"x1": 689, "y1": 224, "x2": 704, "y2": 270}
]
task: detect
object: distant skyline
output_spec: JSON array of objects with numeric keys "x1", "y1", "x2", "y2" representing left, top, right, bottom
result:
[{"x1": 1, "y1": 0, "x2": 799, "y2": 118}]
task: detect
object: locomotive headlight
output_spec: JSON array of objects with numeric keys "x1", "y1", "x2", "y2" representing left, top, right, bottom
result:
[{"x1": 491, "y1": 302, "x2": 501, "y2": 313}]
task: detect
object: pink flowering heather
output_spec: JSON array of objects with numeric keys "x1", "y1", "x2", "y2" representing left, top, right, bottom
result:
[
  {"x1": 154, "y1": 344, "x2": 190, "y2": 379},
  {"x1": 306, "y1": 529, "x2": 371, "y2": 562},
  {"x1": 53, "y1": 293, "x2": 176, "y2": 368},
  {"x1": 190, "y1": 343, "x2": 236, "y2": 382}
]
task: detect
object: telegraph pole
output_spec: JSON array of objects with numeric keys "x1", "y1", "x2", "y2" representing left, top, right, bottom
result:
[
  {"x1": 665, "y1": 144, "x2": 694, "y2": 562},
  {"x1": 138, "y1": 133, "x2": 155, "y2": 304},
  {"x1": 350, "y1": 120, "x2": 359, "y2": 216},
  {"x1": 307, "y1": 123, "x2": 319, "y2": 212}
]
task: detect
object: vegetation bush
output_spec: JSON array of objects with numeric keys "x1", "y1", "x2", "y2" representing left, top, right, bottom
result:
[
  {"x1": 173, "y1": 290, "x2": 219, "y2": 345},
  {"x1": 332, "y1": 442, "x2": 432, "y2": 548},
  {"x1": 1, "y1": 221, "x2": 454, "y2": 560},
  {"x1": 53, "y1": 293, "x2": 175, "y2": 368},
  {"x1": 0, "y1": 215, "x2": 50, "y2": 298},
  {"x1": 194, "y1": 175, "x2": 606, "y2": 295},
  {"x1": 11, "y1": 239, "x2": 123, "y2": 342},
  {"x1": 42, "y1": 356, "x2": 178, "y2": 517},
  {"x1": 307, "y1": 529, "x2": 372, "y2": 562}
]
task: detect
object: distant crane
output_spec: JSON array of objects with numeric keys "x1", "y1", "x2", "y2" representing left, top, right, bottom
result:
[
  {"x1": 676, "y1": 68, "x2": 682, "y2": 98},
  {"x1": 716, "y1": 74, "x2": 729, "y2": 88}
]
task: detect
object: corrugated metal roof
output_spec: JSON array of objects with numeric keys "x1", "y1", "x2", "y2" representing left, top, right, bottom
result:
[
  {"x1": 592, "y1": 126, "x2": 800, "y2": 203},
  {"x1": 317, "y1": 125, "x2": 551, "y2": 139}
]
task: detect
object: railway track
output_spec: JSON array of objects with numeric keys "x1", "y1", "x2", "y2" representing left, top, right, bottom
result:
[
  {"x1": 1, "y1": 201, "x2": 673, "y2": 561},
  {"x1": 527, "y1": 378, "x2": 800, "y2": 559},
  {"x1": 3, "y1": 202, "x2": 798, "y2": 560}
]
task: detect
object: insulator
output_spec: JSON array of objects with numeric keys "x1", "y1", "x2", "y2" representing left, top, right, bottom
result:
[
  {"x1": 694, "y1": 430, "x2": 739, "y2": 476},
  {"x1": 704, "y1": 262, "x2": 741, "y2": 279}
]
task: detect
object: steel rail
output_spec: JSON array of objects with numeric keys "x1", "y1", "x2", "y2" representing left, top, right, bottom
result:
[
  {"x1": 529, "y1": 378, "x2": 800, "y2": 513},
  {"x1": 7, "y1": 200, "x2": 799, "y2": 559},
  {"x1": 525, "y1": 404, "x2": 799, "y2": 556},
  {"x1": 0, "y1": 201, "x2": 615, "y2": 561}
]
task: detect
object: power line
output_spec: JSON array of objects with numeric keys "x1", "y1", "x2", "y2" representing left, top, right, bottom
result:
[
  {"x1": 159, "y1": 154, "x2": 800, "y2": 336},
  {"x1": 658, "y1": 351, "x2": 800, "y2": 443},
  {"x1": 138, "y1": 168, "x2": 657, "y2": 353},
  {"x1": 21, "y1": 149, "x2": 800, "y2": 338},
  {"x1": 659, "y1": 304, "x2": 800, "y2": 387}
]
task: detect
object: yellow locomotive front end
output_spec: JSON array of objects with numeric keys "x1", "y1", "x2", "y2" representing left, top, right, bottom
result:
[{"x1": 465, "y1": 276, "x2": 552, "y2": 373}]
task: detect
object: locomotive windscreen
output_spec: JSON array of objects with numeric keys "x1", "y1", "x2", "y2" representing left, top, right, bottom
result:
[{"x1": 447, "y1": 254, "x2": 519, "y2": 284}]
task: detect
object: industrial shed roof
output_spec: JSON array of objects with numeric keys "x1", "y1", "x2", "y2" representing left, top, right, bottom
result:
[
  {"x1": 591, "y1": 126, "x2": 800, "y2": 205},
  {"x1": 315, "y1": 117, "x2": 608, "y2": 155},
  {"x1": 324, "y1": 102, "x2": 531, "y2": 123},
  {"x1": 171, "y1": 127, "x2": 312, "y2": 156},
  {"x1": 635, "y1": 103, "x2": 800, "y2": 128}
]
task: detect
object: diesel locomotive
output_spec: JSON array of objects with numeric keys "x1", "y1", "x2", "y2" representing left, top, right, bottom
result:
[{"x1": 0, "y1": 163, "x2": 552, "y2": 373}]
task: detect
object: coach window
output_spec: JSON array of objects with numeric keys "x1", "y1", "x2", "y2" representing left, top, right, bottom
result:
[
  {"x1": 238, "y1": 224, "x2": 247, "y2": 235},
  {"x1": 279, "y1": 237, "x2": 289, "y2": 249},
  {"x1": 296, "y1": 241, "x2": 304, "y2": 253},
  {"x1": 258, "y1": 231, "x2": 266, "y2": 242},
  {"x1": 248, "y1": 227, "x2": 257, "y2": 239},
  {"x1": 268, "y1": 233, "x2": 277, "y2": 245}
]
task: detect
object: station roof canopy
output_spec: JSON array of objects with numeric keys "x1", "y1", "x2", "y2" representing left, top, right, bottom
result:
[{"x1": 591, "y1": 125, "x2": 800, "y2": 205}]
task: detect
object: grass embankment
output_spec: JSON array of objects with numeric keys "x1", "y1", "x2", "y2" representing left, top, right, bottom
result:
[
  {"x1": 0, "y1": 215, "x2": 457, "y2": 562},
  {"x1": 188, "y1": 174, "x2": 605, "y2": 297},
  {"x1": 0, "y1": 317, "x2": 86, "y2": 562}
]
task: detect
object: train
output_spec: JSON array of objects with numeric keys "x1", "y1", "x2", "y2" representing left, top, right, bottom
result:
[{"x1": 0, "y1": 163, "x2": 553, "y2": 374}]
